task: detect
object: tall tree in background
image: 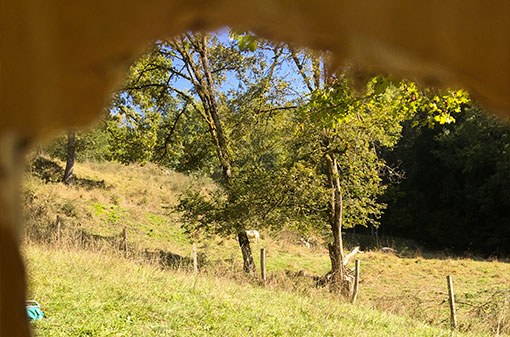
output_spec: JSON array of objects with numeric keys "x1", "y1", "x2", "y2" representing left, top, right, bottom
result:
[{"x1": 44, "y1": 122, "x2": 112, "y2": 164}]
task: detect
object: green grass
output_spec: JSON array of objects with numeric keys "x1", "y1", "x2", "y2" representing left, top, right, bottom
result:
[
  {"x1": 23, "y1": 157, "x2": 510, "y2": 335},
  {"x1": 25, "y1": 244, "x2": 481, "y2": 337}
]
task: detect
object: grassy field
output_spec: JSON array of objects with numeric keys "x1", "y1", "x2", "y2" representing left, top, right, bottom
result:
[
  {"x1": 22, "y1": 157, "x2": 510, "y2": 335},
  {"x1": 25, "y1": 244, "x2": 484, "y2": 337}
]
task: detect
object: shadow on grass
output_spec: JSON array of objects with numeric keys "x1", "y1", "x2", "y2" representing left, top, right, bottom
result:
[
  {"x1": 343, "y1": 232, "x2": 510, "y2": 262},
  {"x1": 144, "y1": 249, "x2": 206, "y2": 269},
  {"x1": 80, "y1": 230, "x2": 123, "y2": 248},
  {"x1": 30, "y1": 156, "x2": 107, "y2": 189},
  {"x1": 66, "y1": 228, "x2": 204, "y2": 270}
]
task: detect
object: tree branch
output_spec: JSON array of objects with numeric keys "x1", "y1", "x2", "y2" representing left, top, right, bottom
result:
[
  {"x1": 157, "y1": 102, "x2": 189, "y2": 161},
  {"x1": 288, "y1": 47, "x2": 314, "y2": 93}
]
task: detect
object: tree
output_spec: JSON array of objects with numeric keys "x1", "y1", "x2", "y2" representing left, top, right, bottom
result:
[
  {"x1": 178, "y1": 106, "x2": 328, "y2": 272},
  {"x1": 287, "y1": 46, "x2": 469, "y2": 294},
  {"x1": 110, "y1": 34, "x2": 470, "y2": 283},
  {"x1": 62, "y1": 130, "x2": 76, "y2": 185},
  {"x1": 112, "y1": 33, "x2": 243, "y2": 180},
  {"x1": 293, "y1": 75, "x2": 422, "y2": 293},
  {"x1": 111, "y1": 31, "x2": 287, "y2": 273}
]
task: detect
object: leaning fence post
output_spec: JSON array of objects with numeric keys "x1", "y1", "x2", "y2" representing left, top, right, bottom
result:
[
  {"x1": 446, "y1": 275, "x2": 458, "y2": 329},
  {"x1": 351, "y1": 259, "x2": 360, "y2": 304},
  {"x1": 192, "y1": 243, "x2": 198, "y2": 274},
  {"x1": 260, "y1": 248, "x2": 266, "y2": 285},
  {"x1": 122, "y1": 228, "x2": 128, "y2": 256},
  {"x1": 55, "y1": 215, "x2": 61, "y2": 242}
]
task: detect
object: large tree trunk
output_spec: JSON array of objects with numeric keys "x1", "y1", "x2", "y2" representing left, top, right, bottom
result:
[
  {"x1": 238, "y1": 231, "x2": 256, "y2": 274},
  {"x1": 325, "y1": 152, "x2": 351, "y2": 294},
  {"x1": 62, "y1": 130, "x2": 76, "y2": 185}
]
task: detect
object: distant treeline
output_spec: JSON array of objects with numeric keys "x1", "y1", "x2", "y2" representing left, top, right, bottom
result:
[{"x1": 379, "y1": 106, "x2": 510, "y2": 256}]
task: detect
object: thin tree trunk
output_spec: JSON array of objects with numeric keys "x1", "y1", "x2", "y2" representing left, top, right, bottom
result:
[
  {"x1": 311, "y1": 52, "x2": 322, "y2": 90},
  {"x1": 326, "y1": 152, "x2": 349, "y2": 293},
  {"x1": 198, "y1": 34, "x2": 232, "y2": 182},
  {"x1": 238, "y1": 231, "x2": 256, "y2": 274},
  {"x1": 198, "y1": 35, "x2": 255, "y2": 274},
  {"x1": 170, "y1": 34, "x2": 232, "y2": 183},
  {"x1": 62, "y1": 130, "x2": 76, "y2": 185},
  {"x1": 176, "y1": 34, "x2": 250, "y2": 267}
]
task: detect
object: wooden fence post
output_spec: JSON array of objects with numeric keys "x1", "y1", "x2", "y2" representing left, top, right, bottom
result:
[
  {"x1": 55, "y1": 215, "x2": 61, "y2": 242},
  {"x1": 260, "y1": 248, "x2": 266, "y2": 285},
  {"x1": 351, "y1": 259, "x2": 360, "y2": 304},
  {"x1": 193, "y1": 243, "x2": 198, "y2": 274},
  {"x1": 447, "y1": 275, "x2": 458, "y2": 329},
  {"x1": 122, "y1": 228, "x2": 128, "y2": 256}
]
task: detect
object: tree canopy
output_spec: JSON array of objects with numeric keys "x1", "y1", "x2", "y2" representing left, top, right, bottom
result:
[{"x1": 44, "y1": 30, "x2": 508, "y2": 260}]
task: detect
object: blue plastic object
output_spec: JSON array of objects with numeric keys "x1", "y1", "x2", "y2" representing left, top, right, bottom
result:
[{"x1": 26, "y1": 300, "x2": 44, "y2": 322}]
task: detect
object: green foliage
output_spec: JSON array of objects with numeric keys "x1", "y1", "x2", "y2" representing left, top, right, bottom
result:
[
  {"x1": 179, "y1": 73, "x2": 431, "y2": 238},
  {"x1": 106, "y1": 33, "x2": 269, "y2": 174},
  {"x1": 422, "y1": 89, "x2": 470, "y2": 127},
  {"x1": 106, "y1": 104, "x2": 164, "y2": 165},
  {"x1": 67, "y1": 30, "x2": 498, "y2": 262},
  {"x1": 230, "y1": 31, "x2": 259, "y2": 52},
  {"x1": 303, "y1": 74, "x2": 470, "y2": 230},
  {"x1": 293, "y1": 76, "x2": 421, "y2": 230},
  {"x1": 179, "y1": 161, "x2": 328, "y2": 237}
]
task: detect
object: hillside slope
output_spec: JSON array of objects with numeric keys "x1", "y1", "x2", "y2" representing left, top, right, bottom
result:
[{"x1": 23, "y1": 157, "x2": 510, "y2": 335}]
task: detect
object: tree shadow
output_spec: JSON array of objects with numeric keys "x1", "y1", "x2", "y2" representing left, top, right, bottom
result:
[
  {"x1": 29, "y1": 156, "x2": 107, "y2": 189},
  {"x1": 30, "y1": 156, "x2": 64, "y2": 183},
  {"x1": 144, "y1": 249, "x2": 205, "y2": 269},
  {"x1": 74, "y1": 177, "x2": 107, "y2": 190},
  {"x1": 343, "y1": 232, "x2": 510, "y2": 262},
  {"x1": 80, "y1": 230, "x2": 123, "y2": 248}
]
